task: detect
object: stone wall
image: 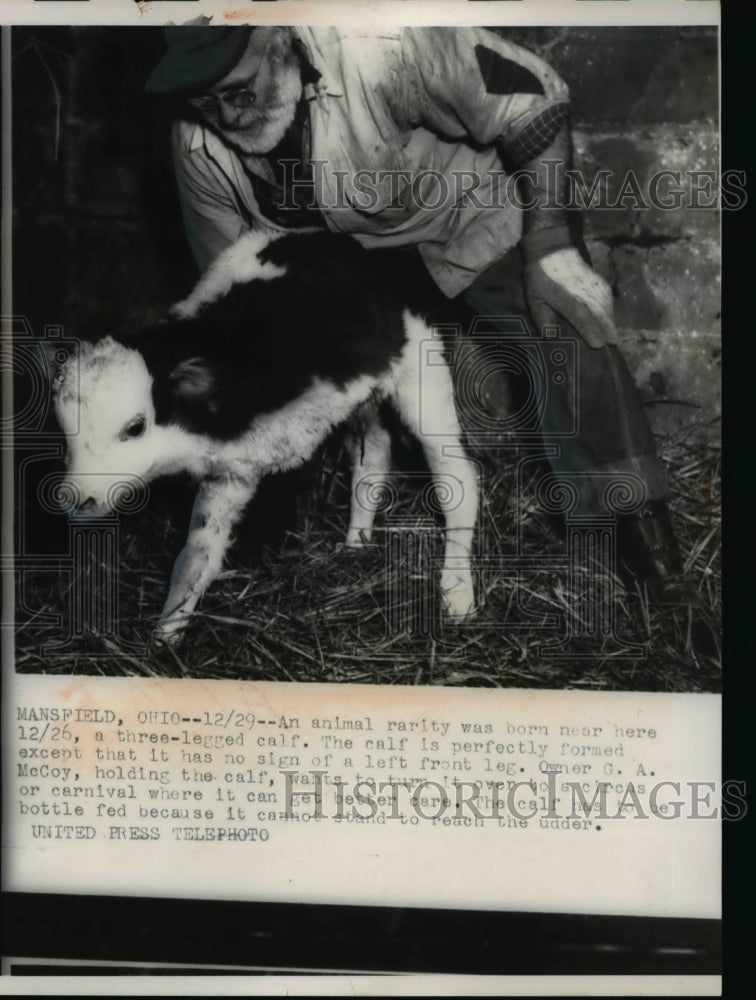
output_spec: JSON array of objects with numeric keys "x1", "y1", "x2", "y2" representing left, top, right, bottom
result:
[
  {"x1": 505, "y1": 26, "x2": 720, "y2": 438},
  {"x1": 13, "y1": 26, "x2": 720, "y2": 439}
]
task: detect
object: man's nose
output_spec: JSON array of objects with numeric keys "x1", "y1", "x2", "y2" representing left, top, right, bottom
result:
[{"x1": 217, "y1": 100, "x2": 244, "y2": 129}]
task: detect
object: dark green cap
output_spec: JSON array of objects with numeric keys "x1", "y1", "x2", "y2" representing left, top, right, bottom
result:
[{"x1": 145, "y1": 26, "x2": 253, "y2": 95}]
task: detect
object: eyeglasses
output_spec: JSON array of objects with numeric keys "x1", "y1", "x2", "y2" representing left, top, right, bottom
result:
[{"x1": 187, "y1": 87, "x2": 257, "y2": 113}]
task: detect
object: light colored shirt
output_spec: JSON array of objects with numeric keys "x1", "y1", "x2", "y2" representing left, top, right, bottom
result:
[{"x1": 172, "y1": 26, "x2": 570, "y2": 297}]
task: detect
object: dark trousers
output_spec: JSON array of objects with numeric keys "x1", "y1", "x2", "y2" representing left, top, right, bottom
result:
[{"x1": 460, "y1": 250, "x2": 668, "y2": 516}]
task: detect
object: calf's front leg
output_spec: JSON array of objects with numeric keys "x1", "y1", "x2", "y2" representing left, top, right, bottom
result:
[{"x1": 155, "y1": 476, "x2": 257, "y2": 642}]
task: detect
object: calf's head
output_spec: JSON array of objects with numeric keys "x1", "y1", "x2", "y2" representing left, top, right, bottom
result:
[{"x1": 53, "y1": 337, "x2": 160, "y2": 516}]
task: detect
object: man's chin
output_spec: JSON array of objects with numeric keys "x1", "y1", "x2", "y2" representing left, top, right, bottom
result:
[
  {"x1": 215, "y1": 115, "x2": 294, "y2": 158},
  {"x1": 228, "y1": 136, "x2": 280, "y2": 157}
]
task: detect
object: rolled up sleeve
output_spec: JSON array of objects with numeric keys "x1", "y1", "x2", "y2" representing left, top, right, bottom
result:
[{"x1": 401, "y1": 27, "x2": 571, "y2": 168}]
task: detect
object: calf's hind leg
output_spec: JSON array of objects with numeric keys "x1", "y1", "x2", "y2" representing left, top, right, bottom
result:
[
  {"x1": 345, "y1": 417, "x2": 393, "y2": 548},
  {"x1": 155, "y1": 476, "x2": 256, "y2": 642}
]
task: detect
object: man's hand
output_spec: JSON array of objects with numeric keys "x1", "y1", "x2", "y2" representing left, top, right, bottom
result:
[
  {"x1": 507, "y1": 116, "x2": 619, "y2": 349},
  {"x1": 524, "y1": 248, "x2": 619, "y2": 349}
]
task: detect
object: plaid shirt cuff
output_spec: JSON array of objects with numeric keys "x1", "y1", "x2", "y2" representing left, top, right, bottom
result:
[{"x1": 501, "y1": 102, "x2": 571, "y2": 170}]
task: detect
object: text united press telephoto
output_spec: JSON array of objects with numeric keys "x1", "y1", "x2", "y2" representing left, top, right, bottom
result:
[{"x1": 14, "y1": 22, "x2": 721, "y2": 689}]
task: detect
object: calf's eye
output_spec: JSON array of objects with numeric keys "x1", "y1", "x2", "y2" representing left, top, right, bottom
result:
[{"x1": 120, "y1": 416, "x2": 146, "y2": 441}]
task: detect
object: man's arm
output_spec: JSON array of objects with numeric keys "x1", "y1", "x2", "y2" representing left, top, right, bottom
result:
[
  {"x1": 512, "y1": 124, "x2": 618, "y2": 349},
  {"x1": 401, "y1": 28, "x2": 617, "y2": 347},
  {"x1": 172, "y1": 121, "x2": 253, "y2": 272}
]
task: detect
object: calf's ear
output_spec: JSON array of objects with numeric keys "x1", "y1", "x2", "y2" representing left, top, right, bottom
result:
[
  {"x1": 169, "y1": 357, "x2": 219, "y2": 413},
  {"x1": 35, "y1": 340, "x2": 75, "y2": 387},
  {"x1": 36, "y1": 340, "x2": 58, "y2": 383}
]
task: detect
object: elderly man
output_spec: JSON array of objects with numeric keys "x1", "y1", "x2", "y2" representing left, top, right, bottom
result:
[{"x1": 145, "y1": 25, "x2": 689, "y2": 603}]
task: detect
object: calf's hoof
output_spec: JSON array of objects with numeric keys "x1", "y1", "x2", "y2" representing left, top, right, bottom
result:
[
  {"x1": 153, "y1": 617, "x2": 189, "y2": 646},
  {"x1": 344, "y1": 528, "x2": 373, "y2": 549},
  {"x1": 441, "y1": 571, "x2": 476, "y2": 622}
]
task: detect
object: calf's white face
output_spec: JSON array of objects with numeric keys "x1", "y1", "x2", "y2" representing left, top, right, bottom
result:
[{"x1": 54, "y1": 337, "x2": 159, "y2": 515}]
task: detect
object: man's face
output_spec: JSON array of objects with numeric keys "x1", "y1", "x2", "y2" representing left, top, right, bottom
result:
[{"x1": 188, "y1": 28, "x2": 303, "y2": 156}]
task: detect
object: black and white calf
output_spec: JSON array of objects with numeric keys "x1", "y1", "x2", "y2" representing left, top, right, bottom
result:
[{"x1": 52, "y1": 231, "x2": 479, "y2": 641}]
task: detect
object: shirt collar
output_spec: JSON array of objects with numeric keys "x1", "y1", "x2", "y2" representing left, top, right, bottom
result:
[
  {"x1": 292, "y1": 27, "x2": 343, "y2": 99},
  {"x1": 187, "y1": 122, "x2": 206, "y2": 153}
]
